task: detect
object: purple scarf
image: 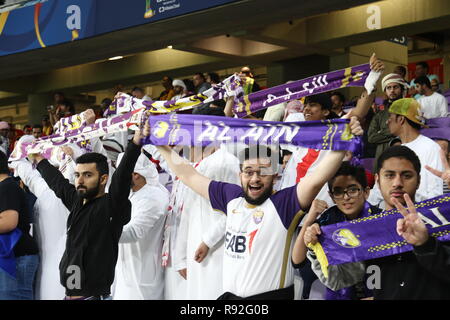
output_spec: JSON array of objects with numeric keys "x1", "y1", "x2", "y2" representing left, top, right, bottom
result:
[{"x1": 143, "y1": 114, "x2": 363, "y2": 156}]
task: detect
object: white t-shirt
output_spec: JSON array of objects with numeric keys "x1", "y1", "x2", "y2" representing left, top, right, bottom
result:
[
  {"x1": 208, "y1": 182, "x2": 302, "y2": 297},
  {"x1": 403, "y1": 134, "x2": 444, "y2": 198},
  {"x1": 368, "y1": 134, "x2": 444, "y2": 207},
  {"x1": 417, "y1": 92, "x2": 448, "y2": 119}
]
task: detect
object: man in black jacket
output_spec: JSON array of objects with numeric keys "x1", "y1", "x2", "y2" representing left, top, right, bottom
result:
[{"x1": 31, "y1": 127, "x2": 145, "y2": 300}]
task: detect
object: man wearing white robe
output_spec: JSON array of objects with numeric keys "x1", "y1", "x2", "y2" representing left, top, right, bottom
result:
[
  {"x1": 113, "y1": 153, "x2": 169, "y2": 300},
  {"x1": 173, "y1": 144, "x2": 241, "y2": 299}
]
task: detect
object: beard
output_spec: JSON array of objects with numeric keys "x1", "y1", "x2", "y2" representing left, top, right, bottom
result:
[
  {"x1": 76, "y1": 179, "x2": 101, "y2": 200},
  {"x1": 244, "y1": 184, "x2": 273, "y2": 206}
]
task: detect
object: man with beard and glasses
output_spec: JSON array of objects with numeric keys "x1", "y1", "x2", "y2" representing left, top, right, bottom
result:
[
  {"x1": 29, "y1": 125, "x2": 145, "y2": 300},
  {"x1": 307, "y1": 146, "x2": 450, "y2": 299},
  {"x1": 153, "y1": 116, "x2": 364, "y2": 299}
]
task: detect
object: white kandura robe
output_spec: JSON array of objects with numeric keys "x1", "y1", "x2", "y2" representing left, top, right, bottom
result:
[
  {"x1": 173, "y1": 145, "x2": 241, "y2": 299},
  {"x1": 11, "y1": 160, "x2": 68, "y2": 300},
  {"x1": 113, "y1": 182, "x2": 169, "y2": 300}
]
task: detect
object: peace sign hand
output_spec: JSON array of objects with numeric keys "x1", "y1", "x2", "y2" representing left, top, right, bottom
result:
[
  {"x1": 392, "y1": 193, "x2": 429, "y2": 246},
  {"x1": 425, "y1": 149, "x2": 450, "y2": 186}
]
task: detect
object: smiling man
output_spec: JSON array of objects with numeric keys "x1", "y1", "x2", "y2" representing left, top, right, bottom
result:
[{"x1": 154, "y1": 116, "x2": 364, "y2": 299}]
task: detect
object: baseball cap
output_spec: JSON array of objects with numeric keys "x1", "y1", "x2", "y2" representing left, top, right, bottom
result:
[{"x1": 388, "y1": 98, "x2": 426, "y2": 127}]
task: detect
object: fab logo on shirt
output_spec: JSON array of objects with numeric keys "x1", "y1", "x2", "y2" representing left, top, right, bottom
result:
[{"x1": 225, "y1": 229, "x2": 259, "y2": 257}]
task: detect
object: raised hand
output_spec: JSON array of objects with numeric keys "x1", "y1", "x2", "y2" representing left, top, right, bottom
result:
[
  {"x1": 369, "y1": 53, "x2": 385, "y2": 73},
  {"x1": 304, "y1": 223, "x2": 322, "y2": 247},
  {"x1": 305, "y1": 199, "x2": 328, "y2": 224},
  {"x1": 348, "y1": 116, "x2": 364, "y2": 136},
  {"x1": 393, "y1": 193, "x2": 429, "y2": 246},
  {"x1": 425, "y1": 149, "x2": 450, "y2": 186},
  {"x1": 84, "y1": 108, "x2": 96, "y2": 125},
  {"x1": 132, "y1": 116, "x2": 151, "y2": 146}
]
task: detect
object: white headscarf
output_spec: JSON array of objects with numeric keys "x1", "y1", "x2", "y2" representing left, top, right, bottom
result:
[{"x1": 116, "y1": 152, "x2": 168, "y2": 194}]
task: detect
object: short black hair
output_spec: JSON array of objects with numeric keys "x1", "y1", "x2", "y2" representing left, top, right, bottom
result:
[
  {"x1": 395, "y1": 65, "x2": 407, "y2": 77},
  {"x1": 416, "y1": 61, "x2": 429, "y2": 70},
  {"x1": 75, "y1": 152, "x2": 109, "y2": 176},
  {"x1": 330, "y1": 91, "x2": 346, "y2": 103},
  {"x1": 207, "y1": 72, "x2": 220, "y2": 83},
  {"x1": 328, "y1": 161, "x2": 367, "y2": 192},
  {"x1": 391, "y1": 114, "x2": 422, "y2": 131},
  {"x1": 183, "y1": 79, "x2": 195, "y2": 92},
  {"x1": 376, "y1": 145, "x2": 421, "y2": 175},
  {"x1": 101, "y1": 98, "x2": 112, "y2": 106},
  {"x1": 239, "y1": 145, "x2": 278, "y2": 172},
  {"x1": 405, "y1": 117, "x2": 422, "y2": 131},
  {"x1": 23, "y1": 125, "x2": 32, "y2": 130},
  {"x1": 59, "y1": 99, "x2": 75, "y2": 114},
  {"x1": 132, "y1": 87, "x2": 144, "y2": 93},
  {"x1": 415, "y1": 75, "x2": 431, "y2": 89},
  {"x1": 282, "y1": 149, "x2": 293, "y2": 157},
  {"x1": 196, "y1": 106, "x2": 225, "y2": 117},
  {"x1": 0, "y1": 150, "x2": 8, "y2": 174},
  {"x1": 210, "y1": 99, "x2": 226, "y2": 108},
  {"x1": 250, "y1": 108, "x2": 266, "y2": 119},
  {"x1": 33, "y1": 124, "x2": 43, "y2": 130},
  {"x1": 194, "y1": 72, "x2": 206, "y2": 81},
  {"x1": 304, "y1": 93, "x2": 332, "y2": 111}
]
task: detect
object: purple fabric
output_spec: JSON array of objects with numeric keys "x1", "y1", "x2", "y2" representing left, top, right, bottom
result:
[
  {"x1": 318, "y1": 193, "x2": 450, "y2": 266},
  {"x1": 0, "y1": 229, "x2": 22, "y2": 278},
  {"x1": 208, "y1": 181, "x2": 243, "y2": 214},
  {"x1": 421, "y1": 117, "x2": 450, "y2": 141},
  {"x1": 270, "y1": 185, "x2": 302, "y2": 229},
  {"x1": 144, "y1": 114, "x2": 363, "y2": 157},
  {"x1": 233, "y1": 64, "x2": 371, "y2": 118}
]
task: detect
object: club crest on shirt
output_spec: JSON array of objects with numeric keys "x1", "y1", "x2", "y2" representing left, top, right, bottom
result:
[
  {"x1": 253, "y1": 209, "x2": 264, "y2": 224},
  {"x1": 332, "y1": 228, "x2": 361, "y2": 248}
]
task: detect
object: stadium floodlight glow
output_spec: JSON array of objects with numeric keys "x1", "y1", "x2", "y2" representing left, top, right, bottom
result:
[{"x1": 108, "y1": 56, "x2": 123, "y2": 61}]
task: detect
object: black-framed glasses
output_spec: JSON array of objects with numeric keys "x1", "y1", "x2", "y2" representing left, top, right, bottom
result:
[
  {"x1": 330, "y1": 187, "x2": 362, "y2": 199},
  {"x1": 241, "y1": 167, "x2": 274, "y2": 178}
]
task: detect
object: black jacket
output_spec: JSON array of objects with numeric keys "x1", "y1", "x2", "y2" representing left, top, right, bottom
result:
[
  {"x1": 37, "y1": 142, "x2": 141, "y2": 296},
  {"x1": 369, "y1": 237, "x2": 450, "y2": 300}
]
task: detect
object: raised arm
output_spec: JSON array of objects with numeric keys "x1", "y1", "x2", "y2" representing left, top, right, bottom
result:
[
  {"x1": 224, "y1": 96, "x2": 235, "y2": 118},
  {"x1": 155, "y1": 145, "x2": 211, "y2": 200},
  {"x1": 292, "y1": 199, "x2": 327, "y2": 265},
  {"x1": 108, "y1": 129, "x2": 143, "y2": 212},
  {"x1": 34, "y1": 154, "x2": 78, "y2": 211},
  {"x1": 351, "y1": 54, "x2": 384, "y2": 121},
  {"x1": 296, "y1": 116, "x2": 363, "y2": 210}
]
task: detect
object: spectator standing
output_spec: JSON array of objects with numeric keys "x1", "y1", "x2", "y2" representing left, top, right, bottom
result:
[
  {"x1": 0, "y1": 121, "x2": 9, "y2": 154},
  {"x1": 415, "y1": 76, "x2": 448, "y2": 119},
  {"x1": 409, "y1": 61, "x2": 439, "y2": 99},
  {"x1": 0, "y1": 150, "x2": 39, "y2": 300},
  {"x1": 157, "y1": 76, "x2": 175, "y2": 101},
  {"x1": 368, "y1": 73, "x2": 408, "y2": 164}
]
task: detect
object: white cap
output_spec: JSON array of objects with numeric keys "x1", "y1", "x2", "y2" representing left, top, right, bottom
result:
[
  {"x1": 172, "y1": 79, "x2": 187, "y2": 90},
  {"x1": 117, "y1": 152, "x2": 159, "y2": 186}
]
